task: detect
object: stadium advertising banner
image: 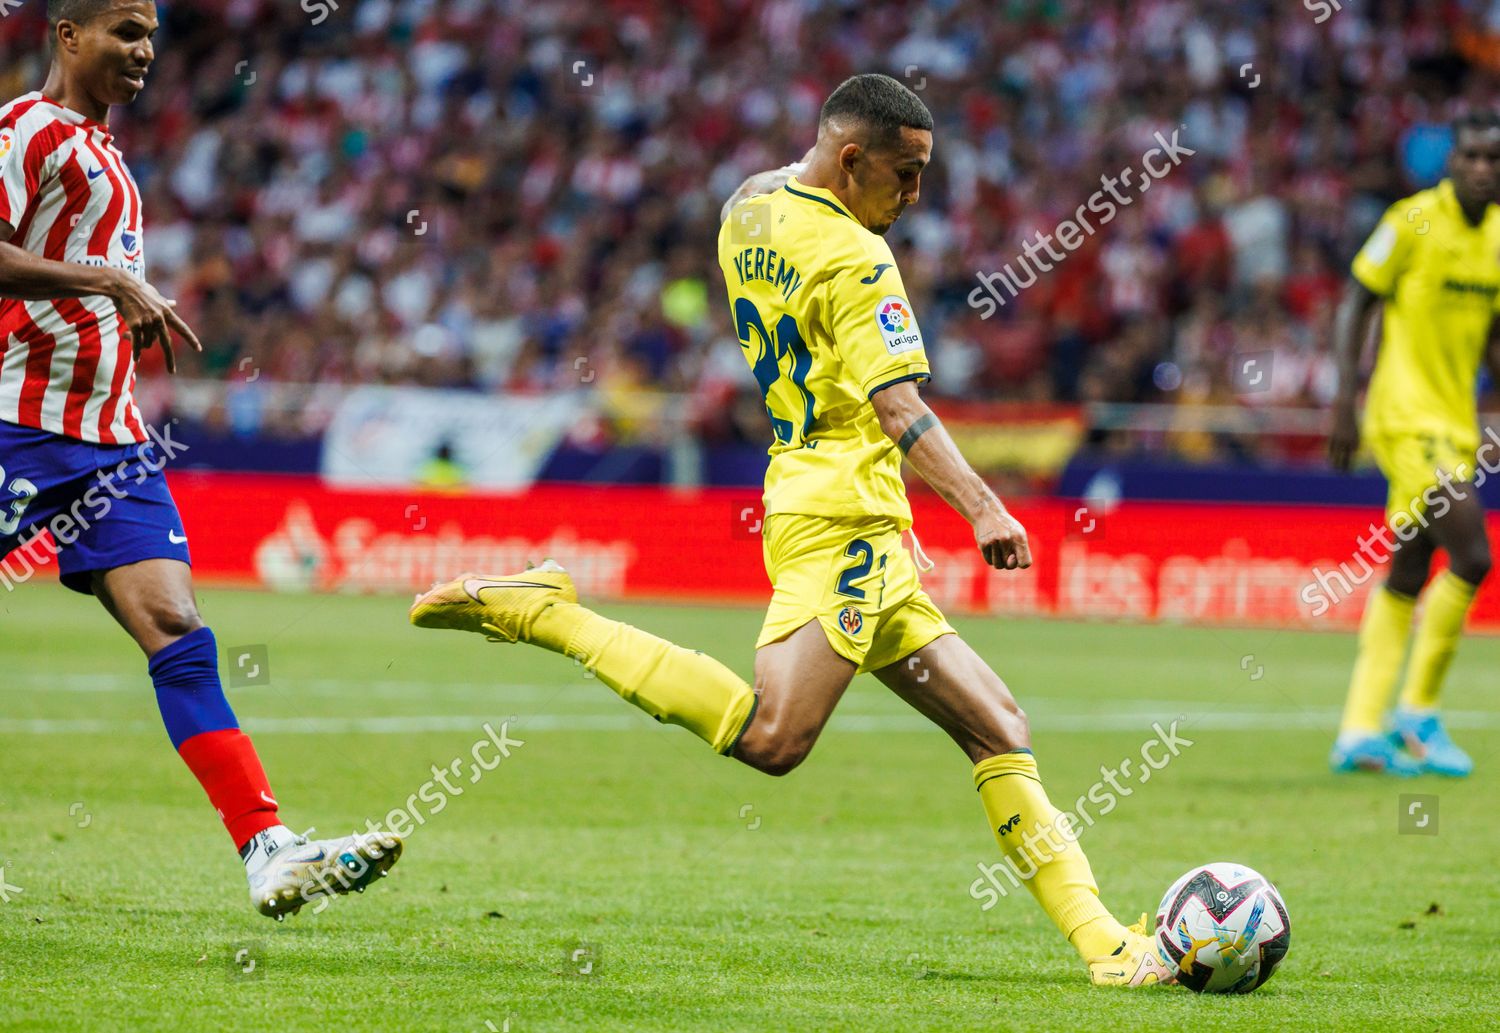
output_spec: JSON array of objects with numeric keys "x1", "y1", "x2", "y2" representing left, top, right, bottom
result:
[
  {"x1": 113, "y1": 474, "x2": 1500, "y2": 631},
  {"x1": 321, "y1": 386, "x2": 591, "y2": 488}
]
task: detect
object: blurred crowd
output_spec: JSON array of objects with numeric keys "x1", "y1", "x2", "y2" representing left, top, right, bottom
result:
[{"x1": 2, "y1": 0, "x2": 1498, "y2": 459}]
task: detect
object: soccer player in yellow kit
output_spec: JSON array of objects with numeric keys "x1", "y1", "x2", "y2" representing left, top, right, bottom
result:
[
  {"x1": 409, "y1": 74, "x2": 1172, "y2": 987},
  {"x1": 1328, "y1": 111, "x2": 1500, "y2": 777}
]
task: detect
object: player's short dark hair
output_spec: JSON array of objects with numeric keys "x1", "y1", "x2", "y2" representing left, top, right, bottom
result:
[
  {"x1": 1452, "y1": 109, "x2": 1500, "y2": 145},
  {"x1": 47, "y1": 0, "x2": 119, "y2": 27},
  {"x1": 819, "y1": 74, "x2": 934, "y2": 151}
]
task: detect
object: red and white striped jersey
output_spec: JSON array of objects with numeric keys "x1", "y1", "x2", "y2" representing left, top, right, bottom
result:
[{"x1": 0, "y1": 92, "x2": 146, "y2": 444}]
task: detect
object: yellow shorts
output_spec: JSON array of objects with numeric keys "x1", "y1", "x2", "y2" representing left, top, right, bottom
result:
[
  {"x1": 757, "y1": 514, "x2": 954, "y2": 675},
  {"x1": 1367, "y1": 431, "x2": 1478, "y2": 522}
]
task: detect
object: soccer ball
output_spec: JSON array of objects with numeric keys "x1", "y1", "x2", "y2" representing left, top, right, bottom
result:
[{"x1": 1154, "y1": 861, "x2": 1291, "y2": 993}]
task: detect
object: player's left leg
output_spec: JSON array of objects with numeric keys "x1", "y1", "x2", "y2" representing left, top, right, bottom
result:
[
  {"x1": 56, "y1": 432, "x2": 401, "y2": 916},
  {"x1": 1392, "y1": 478, "x2": 1489, "y2": 776},
  {"x1": 91, "y1": 558, "x2": 402, "y2": 916},
  {"x1": 872, "y1": 630, "x2": 1172, "y2": 987}
]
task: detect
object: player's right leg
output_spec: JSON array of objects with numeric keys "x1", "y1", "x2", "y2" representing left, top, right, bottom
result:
[
  {"x1": 1330, "y1": 530, "x2": 1429, "y2": 776},
  {"x1": 1331, "y1": 433, "x2": 1432, "y2": 776},
  {"x1": 410, "y1": 563, "x2": 764, "y2": 757},
  {"x1": 411, "y1": 512, "x2": 864, "y2": 764},
  {"x1": 870, "y1": 612, "x2": 1172, "y2": 987}
]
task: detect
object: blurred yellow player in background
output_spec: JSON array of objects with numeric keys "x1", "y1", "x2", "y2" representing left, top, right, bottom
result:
[{"x1": 1328, "y1": 111, "x2": 1500, "y2": 777}]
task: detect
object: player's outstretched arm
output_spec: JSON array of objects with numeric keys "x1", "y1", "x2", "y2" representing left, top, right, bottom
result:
[
  {"x1": 870, "y1": 379, "x2": 1031, "y2": 571},
  {"x1": 0, "y1": 223, "x2": 202, "y2": 373},
  {"x1": 1329, "y1": 277, "x2": 1381, "y2": 472},
  {"x1": 718, "y1": 147, "x2": 816, "y2": 224}
]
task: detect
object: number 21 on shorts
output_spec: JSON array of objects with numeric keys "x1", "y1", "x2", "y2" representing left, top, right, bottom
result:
[{"x1": 835, "y1": 538, "x2": 887, "y2": 606}]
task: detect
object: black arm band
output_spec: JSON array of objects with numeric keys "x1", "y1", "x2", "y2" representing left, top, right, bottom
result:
[{"x1": 897, "y1": 413, "x2": 938, "y2": 454}]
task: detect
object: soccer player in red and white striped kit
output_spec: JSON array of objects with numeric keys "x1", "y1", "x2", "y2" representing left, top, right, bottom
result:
[{"x1": 0, "y1": 0, "x2": 401, "y2": 917}]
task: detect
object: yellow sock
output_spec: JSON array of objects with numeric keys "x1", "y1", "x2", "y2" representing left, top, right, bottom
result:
[
  {"x1": 531, "y1": 602, "x2": 757, "y2": 754},
  {"x1": 1398, "y1": 571, "x2": 1478, "y2": 712},
  {"x1": 1339, "y1": 584, "x2": 1416, "y2": 734},
  {"x1": 973, "y1": 751, "x2": 1126, "y2": 960}
]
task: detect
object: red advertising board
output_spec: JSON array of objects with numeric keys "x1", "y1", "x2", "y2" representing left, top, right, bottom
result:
[{"x1": 76, "y1": 473, "x2": 1483, "y2": 631}]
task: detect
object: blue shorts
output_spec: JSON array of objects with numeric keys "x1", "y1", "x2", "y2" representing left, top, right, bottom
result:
[{"x1": 0, "y1": 421, "x2": 191, "y2": 594}]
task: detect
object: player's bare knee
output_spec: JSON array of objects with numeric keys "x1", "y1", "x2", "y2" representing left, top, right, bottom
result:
[
  {"x1": 1451, "y1": 546, "x2": 1491, "y2": 586},
  {"x1": 150, "y1": 598, "x2": 204, "y2": 641},
  {"x1": 962, "y1": 700, "x2": 1029, "y2": 761},
  {"x1": 734, "y1": 723, "x2": 815, "y2": 777},
  {"x1": 992, "y1": 703, "x2": 1030, "y2": 753},
  {"x1": 753, "y1": 741, "x2": 813, "y2": 777}
]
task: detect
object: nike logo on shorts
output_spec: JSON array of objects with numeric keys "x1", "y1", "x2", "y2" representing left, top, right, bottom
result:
[{"x1": 168, "y1": 530, "x2": 188, "y2": 544}]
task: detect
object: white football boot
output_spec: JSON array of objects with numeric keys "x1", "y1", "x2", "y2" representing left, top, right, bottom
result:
[{"x1": 245, "y1": 827, "x2": 403, "y2": 919}]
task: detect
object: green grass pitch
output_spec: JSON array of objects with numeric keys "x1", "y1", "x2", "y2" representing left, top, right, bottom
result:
[{"x1": 2, "y1": 582, "x2": 1498, "y2": 1031}]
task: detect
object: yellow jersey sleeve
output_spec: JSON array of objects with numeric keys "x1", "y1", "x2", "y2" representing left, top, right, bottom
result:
[
  {"x1": 824, "y1": 240, "x2": 931, "y2": 398},
  {"x1": 1351, "y1": 203, "x2": 1419, "y2": 297}
]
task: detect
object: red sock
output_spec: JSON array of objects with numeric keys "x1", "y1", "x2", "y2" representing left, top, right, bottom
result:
[{"x1": 177, "y1": 729, "x2": 282, "y2": 848}]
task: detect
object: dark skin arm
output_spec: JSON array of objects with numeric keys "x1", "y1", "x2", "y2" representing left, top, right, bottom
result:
[
  {"x1": 870, "y1": 379, "x2": 1031, "y2": 570},
  {"x1": 1486, "y1": 317, "x2": 1500, "y2": 406},
  {"x1": 0, "y1": 221, "x2": 201, "y2": 372},
  {"x1": 1328, "y1": 277, "x2": 1382, "y2": 471}
]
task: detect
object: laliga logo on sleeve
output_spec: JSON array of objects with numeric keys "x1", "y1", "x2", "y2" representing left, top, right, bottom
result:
[
  {"x1": 0, "y1": 129, "x2": 13, "y2": 171},
  {"x1": 875, "y1": 295, "x2": 923, "y2": 356}
]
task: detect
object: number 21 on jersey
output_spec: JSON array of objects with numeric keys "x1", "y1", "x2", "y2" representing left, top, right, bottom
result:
[{"x1": 735, "y1": 297, "x2": 815, "y2": 447}]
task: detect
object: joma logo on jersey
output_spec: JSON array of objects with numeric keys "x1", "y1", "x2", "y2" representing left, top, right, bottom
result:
[
  {"x1": 731, "y1": 246, "x2": 804, "y2": 301},
  {"x1": 837, "y1": 605, "x2": 863, "y2": 636},
  {"x1": 997, "y1": 814, "x2": 1022, "y2": 836}
]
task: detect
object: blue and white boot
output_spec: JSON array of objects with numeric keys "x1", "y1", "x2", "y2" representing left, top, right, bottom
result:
[
  {"x1": 244, "y1": 825, "x2": 403, "y2": 919},
  {"x1": 1329, "y1": 731, "x2": 1421, "y2": 776},
  {"x1": 1392, "y1": 710, "x2": 1473, "y2": 777}
]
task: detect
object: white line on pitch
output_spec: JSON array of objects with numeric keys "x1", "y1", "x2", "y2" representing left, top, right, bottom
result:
[{"x1": 3, "y1": 710, "x2": 1500, "y2": 736}]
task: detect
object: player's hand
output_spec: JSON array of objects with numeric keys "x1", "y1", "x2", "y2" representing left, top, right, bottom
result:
[
  {"x1": 1328, "y1": 400, "x2": 1359, "y2": 472},
  {"x1": 974, "y1": 506, "x2": 1032, "y2": 571},
  {"x1": 109, "y1": 271, "x2": 203, "y2": 374}
]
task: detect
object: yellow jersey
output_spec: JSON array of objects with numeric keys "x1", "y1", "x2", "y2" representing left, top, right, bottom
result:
[
  {"x1": 1352, "y1": 178, "x2": 1500, "y2": 446},
  {"x1": 716, "y1": 177, "x2": 930, "y2": 526}
]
